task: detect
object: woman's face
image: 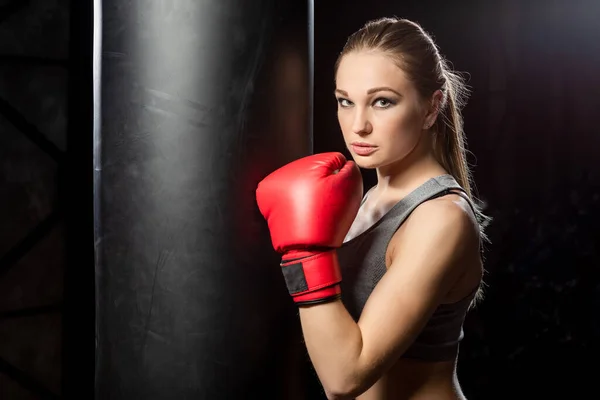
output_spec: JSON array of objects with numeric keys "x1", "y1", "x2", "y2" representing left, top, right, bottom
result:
[{"x1": 335, "y1": 50, "x2": 430, "y2": 170}]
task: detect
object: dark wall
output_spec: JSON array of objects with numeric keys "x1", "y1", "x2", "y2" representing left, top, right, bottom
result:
[
  {"x1": 0, "y1": 0, "x2": 69, "y2": 399},
  {"x1": 314, "y1": 1, "x2": 600, "y2": 398}
]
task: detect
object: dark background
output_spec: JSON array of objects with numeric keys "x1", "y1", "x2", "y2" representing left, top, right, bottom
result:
[{"x1": 1, "y1": 0, "x2": 598, "y2": 399}]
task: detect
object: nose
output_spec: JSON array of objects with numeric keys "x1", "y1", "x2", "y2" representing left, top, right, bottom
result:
[{"x1": 351, "y1": 108, "x2": 372, "y2": 136}]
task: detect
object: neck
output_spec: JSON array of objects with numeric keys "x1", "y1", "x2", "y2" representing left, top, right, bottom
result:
[{"x1": 375, "y1": 138, "x2": 446, "y2": 196}]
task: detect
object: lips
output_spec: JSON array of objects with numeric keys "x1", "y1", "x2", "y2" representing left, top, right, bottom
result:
[{"x1": 350, "y1": 143, "x2": 377, "y2": 156}]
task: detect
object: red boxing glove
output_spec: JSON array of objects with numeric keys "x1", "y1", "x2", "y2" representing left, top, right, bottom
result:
[{"x1": 256, "y1": 152, "x2": 363, "y2": 306}]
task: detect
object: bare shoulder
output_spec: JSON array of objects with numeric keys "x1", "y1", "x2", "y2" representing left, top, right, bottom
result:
[
  {"x1": 387, "y1": 193, "x2": 480, "y2": 271},
  {"x1": 406, "y1": 193, "x2": 479, "y2": 242}
]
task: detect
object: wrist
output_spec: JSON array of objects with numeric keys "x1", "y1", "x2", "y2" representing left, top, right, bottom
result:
[{"x1": 281, "y1": 249, "x2": 342, "y2": 305}]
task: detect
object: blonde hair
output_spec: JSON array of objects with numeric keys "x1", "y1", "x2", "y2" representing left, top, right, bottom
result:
[{"x1": 335, "y1": 17, "x2": 491, "y2": 238}]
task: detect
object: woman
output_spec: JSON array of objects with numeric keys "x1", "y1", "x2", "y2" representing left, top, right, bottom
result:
[{"x1": 257, "y1": 17, "x2": 489, "y2": 400}]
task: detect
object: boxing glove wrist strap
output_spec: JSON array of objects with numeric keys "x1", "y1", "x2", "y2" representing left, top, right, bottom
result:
[{"x1": 280, "y1": 249, "x2": 342, "y2": 305}]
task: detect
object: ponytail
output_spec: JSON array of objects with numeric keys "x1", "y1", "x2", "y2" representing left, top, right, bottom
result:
[
  {"x1": 433, "y1": 70, "x2": 471, "y2": 197},
  {"x1": 437, "y1": 70, "x2": 492, "y2": 306},
  {"x1": 435, "y1": 69, "x2": 492, "y2": 242}
]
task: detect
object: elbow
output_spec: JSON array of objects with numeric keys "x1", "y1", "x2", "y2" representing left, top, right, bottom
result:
[
  {"x1": 323, "y1": 376, "x2": 368, "y2": 400},
  {"x1": 320, "y1": 352, "x2": 379, "y2": 399},
  {"x1": 320, "y1": 357, "x2": 383, "y2": 399},
  {"x1": 324, "y1": 388, "x2": 356, "y2": 400},
  {"x1": 324, "y1": 386, "x2": 362, "y2": 400}
]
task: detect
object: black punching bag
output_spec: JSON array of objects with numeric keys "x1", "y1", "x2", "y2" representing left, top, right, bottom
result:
[{"x1": 94, "y1": 1, "x2": 315, "y2": 398}]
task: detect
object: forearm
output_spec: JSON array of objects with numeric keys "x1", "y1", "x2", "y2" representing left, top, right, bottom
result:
[{"x1": 298, "y1": 300, "x2": 371, "y2": 398}]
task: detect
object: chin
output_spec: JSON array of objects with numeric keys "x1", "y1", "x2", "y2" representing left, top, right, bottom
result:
[{"x1": 350, "y1": 154, "x2": 383, "y2": 170}]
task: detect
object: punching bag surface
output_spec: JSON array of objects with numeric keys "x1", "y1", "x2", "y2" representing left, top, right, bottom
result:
[{"x1": 95, "y1": 1, "x2": 312, "y2": 398}]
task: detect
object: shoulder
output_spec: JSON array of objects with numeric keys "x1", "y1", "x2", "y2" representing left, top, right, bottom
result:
[
  {"x1": 388, "y1": 193, "x2": 480, "y2": 272},
  {"x1": 410, "y1": 193, "x2": 479, "y2": 237}
]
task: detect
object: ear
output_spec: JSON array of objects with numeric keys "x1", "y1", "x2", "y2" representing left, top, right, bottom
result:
[{"x1": 422, "y1": 90, "x2": 443, "y2": 129}]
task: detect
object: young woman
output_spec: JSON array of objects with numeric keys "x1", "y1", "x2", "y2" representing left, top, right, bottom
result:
[{"x1": 257, "y1": 17, "x2": 489, "y2": 400}]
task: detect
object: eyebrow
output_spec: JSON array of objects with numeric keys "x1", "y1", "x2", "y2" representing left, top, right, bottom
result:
[{"x1": 334, "y1": 87, "x2": 402, "y2": 97}]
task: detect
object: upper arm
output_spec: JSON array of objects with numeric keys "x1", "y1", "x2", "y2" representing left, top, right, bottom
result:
[{"x1": 354, "y1": 198, "x2": 480, "y2": 384}]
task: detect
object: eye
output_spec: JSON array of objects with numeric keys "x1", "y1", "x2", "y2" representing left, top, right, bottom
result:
[
  {"x1": 337, "y1": 98, "x2": 353, "y2": 108},
  {"x1": 373, "y1": 97, "x2": 395, "y2": 109}
]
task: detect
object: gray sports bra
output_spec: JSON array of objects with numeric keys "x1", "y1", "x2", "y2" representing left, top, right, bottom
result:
[{"x1": 337, "y1": 175, "x2": 479, "y2": 361}]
